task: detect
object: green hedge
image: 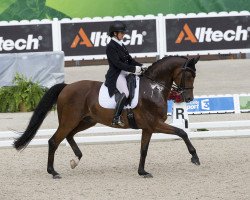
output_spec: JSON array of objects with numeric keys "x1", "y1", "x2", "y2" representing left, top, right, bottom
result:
[{"x1": 0, "y1": 73, "x2": 47, "y2": 112}]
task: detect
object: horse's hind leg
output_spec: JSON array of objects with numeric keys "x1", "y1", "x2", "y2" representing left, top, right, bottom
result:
[
  {"x1": 155, "y1": 121, "x2": 200, "y2": 165},
  {"x1": 47, "y1": 127, "x2": 72, "y2": 179},
  {"x1": 138, "y1": 129, "x2": 153, "y2": 178},
  {"x1": 66, "y1": 117, "x2": 97, "y2": 169}
]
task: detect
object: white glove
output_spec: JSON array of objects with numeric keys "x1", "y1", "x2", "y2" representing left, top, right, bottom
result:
[
  {"x1": 134, "y1": 66, "x2": 142, "y2": 75},
  {"x1": 141, "y1": 65, "x2": 148, "y2": 71}
]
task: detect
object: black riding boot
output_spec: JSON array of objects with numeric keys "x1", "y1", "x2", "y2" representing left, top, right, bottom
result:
[{"x1": 112, "y1": 93, "x2": 127, "y2": 127}]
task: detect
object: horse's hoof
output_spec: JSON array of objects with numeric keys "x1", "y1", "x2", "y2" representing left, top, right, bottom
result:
[
  {"x1": 70, "y1": 159, "x2": 78, "y2": 169},
  {"x1": 139, "y1": 171, "x2": 153, "y2": 178},
  {"x1": 191, "y1": 157, "x2": 200, "y2": 165},
  {"x1": 142, "y1": 173, "x2": 153, "y2": 178},
  {"x1": 53, "y1": 174, "x2": 62, "y2": 179}
]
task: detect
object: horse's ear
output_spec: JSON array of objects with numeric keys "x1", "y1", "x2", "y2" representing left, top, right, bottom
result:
[
  {"x1": 186, "y1": 57, "x2": 198, "y2": 72},
  {"x1": 187, "y1": 58, "x2": 196, "y2": 67},
  {"x1": 194, "y1": 55, "x2": 200, "y2": 64}
]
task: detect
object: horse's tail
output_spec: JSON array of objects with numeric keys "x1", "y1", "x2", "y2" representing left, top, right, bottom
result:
[{"x1": 13, "y1": 83, "x2": 67, "y2": 151}]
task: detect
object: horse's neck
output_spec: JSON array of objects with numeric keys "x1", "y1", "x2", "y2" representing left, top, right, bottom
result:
[
  {"x1": 149, "y1": 60, "x2": 178, "y2": 87},
  {"x1": 144, "y1": 57, "x2": 186, "y2": 102}
]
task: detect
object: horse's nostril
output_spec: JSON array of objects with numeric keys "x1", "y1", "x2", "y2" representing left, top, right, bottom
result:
[{"x1": 186, "y1": 97, "x2": 193, "y2": 103}]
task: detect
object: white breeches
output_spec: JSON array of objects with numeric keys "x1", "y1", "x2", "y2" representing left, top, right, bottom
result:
[{"x1": 116, "y1": 71, "x2": 129, "y2": 98}]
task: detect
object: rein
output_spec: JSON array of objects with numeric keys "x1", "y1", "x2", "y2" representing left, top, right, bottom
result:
[{"x1": 142, "y1": 73, "x2": 172, "y2": 91}]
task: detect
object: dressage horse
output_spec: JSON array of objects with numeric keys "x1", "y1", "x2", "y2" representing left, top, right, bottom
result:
[{"x1": 14, "y1": 55, "x2": 200, "y2": 179}]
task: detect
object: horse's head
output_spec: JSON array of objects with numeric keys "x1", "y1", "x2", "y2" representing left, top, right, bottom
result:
[
  {"x1": 172, "y1": 56, "x2": 199, "y2": 103},
  {"x1": 143, "y1": 55, "x2": 199, "y2": 103}
]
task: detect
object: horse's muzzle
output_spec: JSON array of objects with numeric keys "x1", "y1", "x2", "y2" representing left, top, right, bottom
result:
[{"x1": 185, "y1": 97, "x2": 193, "y2": 103}]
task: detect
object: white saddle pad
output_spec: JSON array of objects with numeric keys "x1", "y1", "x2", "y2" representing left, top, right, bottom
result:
[{"x1": 98, "y1": 76, "x2": 140, "y2": 109}]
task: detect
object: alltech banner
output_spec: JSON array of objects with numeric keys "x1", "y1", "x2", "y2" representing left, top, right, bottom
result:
[
  {"x1": 60, "y1": 19, "x2": 157, "y2": 57},
  {"x1": 165, "y1": 15, "x2": 250, "y2": 54},
  {"x1": 0, "y1": 24, "x2": 53, "y2": 54}
]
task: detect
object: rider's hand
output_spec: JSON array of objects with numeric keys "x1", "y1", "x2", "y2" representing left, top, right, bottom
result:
[
  {"x1": 141, "y1": 65, "x2": 148, "y2": 71},
  {"x1": 134, "y1": 66, "x2": 142, "y2": 75}
]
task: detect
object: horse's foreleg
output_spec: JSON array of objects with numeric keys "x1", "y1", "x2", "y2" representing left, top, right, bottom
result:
[
  {"x1": 138, "y1": 130, "x2": 153, "y2": 178},
  {"x1": 155, "y1": 121, "x2": 200, "y2": 165}
]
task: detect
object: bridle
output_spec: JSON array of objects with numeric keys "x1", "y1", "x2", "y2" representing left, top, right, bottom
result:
[{"x1": 172, "y1": 60, "x2": 196, "y2": 92}]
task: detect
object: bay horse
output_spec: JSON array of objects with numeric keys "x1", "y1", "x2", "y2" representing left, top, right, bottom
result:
[{"x1": 13, "y1": 55, "x2": 200, "y2": 179}]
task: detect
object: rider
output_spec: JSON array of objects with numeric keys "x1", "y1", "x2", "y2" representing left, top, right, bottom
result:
[{"x1": 105, "y1": 20, "x2": 145, "y2": 127}]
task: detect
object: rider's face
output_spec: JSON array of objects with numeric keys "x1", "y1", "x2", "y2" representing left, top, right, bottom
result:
[{"x1": 115, "y1": 32, "x2": 125, "y2": 41}]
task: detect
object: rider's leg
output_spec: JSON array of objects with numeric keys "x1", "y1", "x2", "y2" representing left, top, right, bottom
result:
[
  {"x1": 112, "y1": 93, "x2": 127, "y2": 126},
  {"x1": 116, "y1": 71, "x2": 129, "y2": 98},
  {"x1": 112, "y1": 72, "x2": 129, "y2": 127}
]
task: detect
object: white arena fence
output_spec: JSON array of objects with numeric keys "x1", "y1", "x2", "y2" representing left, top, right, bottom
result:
[{"x1": 0, "y1": 122, "x2": 250, "y2": 148}]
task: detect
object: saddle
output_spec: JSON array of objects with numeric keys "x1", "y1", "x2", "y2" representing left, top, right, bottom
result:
[
  {"x1": 98, "y1": 75, "x2": 140, "y2": 129},
  {"x1": 99, "y1": 75, "x2": 140, "y2": 109}
]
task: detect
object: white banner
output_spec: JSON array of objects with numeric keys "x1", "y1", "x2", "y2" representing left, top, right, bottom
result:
[{"x1": 0, "y1": 51, "x2": 65, "y2": 88}]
